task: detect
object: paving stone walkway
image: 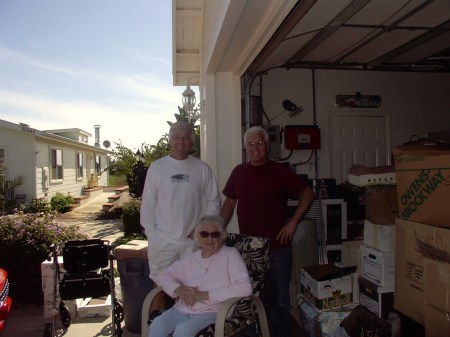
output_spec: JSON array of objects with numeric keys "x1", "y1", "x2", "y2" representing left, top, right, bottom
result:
[{"x1": 56, "y1": 192, "x2": 126, "y2": 244}]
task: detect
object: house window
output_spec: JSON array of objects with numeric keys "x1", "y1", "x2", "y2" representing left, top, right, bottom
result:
[
  {"x1": 76, "y1": 152, "x2": 83, "y2": 179},
  {"x1": 95, "y1": 155, "x2": 101, "y2": 175},
  {"x1": 51, "y1": 148, "x2": 63, "y2": 180},
  {"x1": 0, "y1": 147, "x2": 5, "y2": 165}
]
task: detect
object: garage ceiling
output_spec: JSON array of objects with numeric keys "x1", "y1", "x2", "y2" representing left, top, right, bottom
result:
[
  {"x1": 246, "y1": 0, "x2": 450, "y2": 75},
  {"x1": 173, "y1": 0, "x2": 450, "y2": 86}
]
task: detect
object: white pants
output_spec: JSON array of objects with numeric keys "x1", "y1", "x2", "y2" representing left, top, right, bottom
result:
[{"x1": 147, "y1": 230, "x2": 197, "y2": 281}]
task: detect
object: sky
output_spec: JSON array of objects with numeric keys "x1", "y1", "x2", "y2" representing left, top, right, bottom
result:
[{"x1": 0, "y1": 0, "x2": 194, "y2": 152}]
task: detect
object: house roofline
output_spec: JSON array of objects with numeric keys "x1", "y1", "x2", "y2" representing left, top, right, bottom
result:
[
  {"x1": 44, "y1": 128, "x2": 92, "y2": 137},
  {"x1": 0, "y1": 118, "x2": 111, "y2": 154}
]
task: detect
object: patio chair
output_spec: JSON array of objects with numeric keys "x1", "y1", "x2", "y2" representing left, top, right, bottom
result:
[{"x1": 141, "y1": 233, "x2": 271, "y2": 337}]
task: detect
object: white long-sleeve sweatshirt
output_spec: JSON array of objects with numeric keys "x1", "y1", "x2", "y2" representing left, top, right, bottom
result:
[{"x1": 140, "y1": 155, "x2": 221, "y2": 244}]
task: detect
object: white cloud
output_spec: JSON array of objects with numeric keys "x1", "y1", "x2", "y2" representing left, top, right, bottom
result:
[
  {"x1": 0, "y1": 44, "x2": 188, "y2": 150},
  {"x1": 0, "y1": 44, "x2": 88, "y2": 78}
]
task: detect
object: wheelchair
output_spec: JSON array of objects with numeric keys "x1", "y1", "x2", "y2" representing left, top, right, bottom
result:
[{"x1": 43, "y1": 239, "x2": 124, "y2": 337}]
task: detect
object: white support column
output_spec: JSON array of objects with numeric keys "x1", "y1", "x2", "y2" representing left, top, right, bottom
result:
[{"x1": 202, "y1": 71, "x2": 242, "y2": 233}]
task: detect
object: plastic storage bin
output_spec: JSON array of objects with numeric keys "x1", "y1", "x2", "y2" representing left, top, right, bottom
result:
[{"x1": 114, "y1": 240, "x2": 152, "y2": 334}]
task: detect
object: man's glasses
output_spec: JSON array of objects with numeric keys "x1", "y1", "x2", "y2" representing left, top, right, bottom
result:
[
  {"x1": 246, "y1": 140, "x2": 266, "y2": 148},
  {"x1": 199, "y1": 231, "x2": 221, "y2": 238}
]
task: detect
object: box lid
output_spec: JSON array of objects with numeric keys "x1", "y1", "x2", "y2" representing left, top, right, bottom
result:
[
  {"x1": 302, "y1": 264, "x2": 356, "y2": 281},
  {"x1": 394, "y1": 140, "x2": 450, "y2": 156},
  {"x1": 113, "y1": 240, "x2": 148, "y2": 259},
  {"x1": 361, "y1": 244, "x2": 395, "y2": 257}
]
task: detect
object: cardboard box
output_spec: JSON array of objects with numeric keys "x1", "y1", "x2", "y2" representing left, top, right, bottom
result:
[
  {"x1": 316, "y1": 307, "x2": 352, "y2": 337},
  {"x1": 113, "y1": 240, "x2": 148, "y2": 259},
  {"x1": 298, "y1": 296, "x2": 319, "y2": 337},
  {"x1": 393, "y1": 140, "x2": 450, "y2": 228},
  {"x1": 352, "y1": 272, "x2": 360, "y2": 304},
  {"x1": 41, "y1": 257, "x2": 65, "y2": 292},
  {"x1": 363, "y1": 220, "x2": 395, "y2": 252},
  {"x1": 77, "y1": 295, "x2": 111, "y2": 318},
  {"x1": 365, "y1": 185, "x2": 398, "y2": 224},
  {"x1": 41, "y1": 256, "x2": 64, "y2": 277},
  {"x1": 300, "y1": 264, "x2": 353, "y2": 311},
  {"x1": 341, "y1": 240, "x2": 363, "y2": 271},
  {"x1": 423, "y1": 258, "x2": 450, "y2": 337},
  {"x1": 394, "y1": 218, "x2": 450, "y2": 325},
  {"x1": 298, "y1": 295, "x2": 351, "y2": 337},
  {"x1": 41, "y1": 276, "x2": 55, "y2": 293},
  {"x1": 358, "y1": 275, "x2": 394, "y2": 320},
  {"x1": 43, "y1": 299, "x2": 81, "y2": 319},
  {"x1": 361, "y1": 244, "x2": 395, "y2": 286},
  {"x1": 348, "y1": 164, "x2": 396, "y2": 187}
]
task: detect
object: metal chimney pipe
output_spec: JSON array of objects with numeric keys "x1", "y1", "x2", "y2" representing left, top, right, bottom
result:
[{"x1": 94, "y1": 125, "x2": 101, "y2": 147}]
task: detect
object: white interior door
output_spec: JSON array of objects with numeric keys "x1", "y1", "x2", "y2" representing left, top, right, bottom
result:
[{"x1": 329, "y1": 111, "x2": 389, "y2": 184}]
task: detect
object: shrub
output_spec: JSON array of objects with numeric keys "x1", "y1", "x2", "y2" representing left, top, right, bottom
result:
[
  {"x1": 28, "y1": 198, "x2": 52, "y2": 214},
  {"x1": 0, "y1": 212, "x2": 87, "y2": 305},
  {"x1": 50, "y1": 192, "x2": 75, "y2": 213},
  {"x1": 109, "y1": 174, "x2": 128, "y2": 187},
  {"x1": 122, "y1": 195, "x2": 145, "y2": 236}
]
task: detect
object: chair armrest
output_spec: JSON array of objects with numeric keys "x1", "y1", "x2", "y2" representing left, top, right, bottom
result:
[
  {"x1": 214, "y1": 294, "x2": 270, "y2": 337},
  {"x1": 141, "y1": 286, "x2": 163, "y2": 337}
]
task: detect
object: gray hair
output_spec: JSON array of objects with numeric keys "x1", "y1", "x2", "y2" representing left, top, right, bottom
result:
[
  {"x1": 193, "y1": 215, "x2": 228, "y2": 243},
  {"x1": 243, "y1": 126, "x2": 269, "y2": 144},
  {"x1": 169, "y1": 121, "x2": 195, "y2": 142}
]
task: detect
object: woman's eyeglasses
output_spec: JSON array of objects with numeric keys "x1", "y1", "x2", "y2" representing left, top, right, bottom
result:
[{"x1": 199, "y1": 231, "x2": 221, "y2": 238}]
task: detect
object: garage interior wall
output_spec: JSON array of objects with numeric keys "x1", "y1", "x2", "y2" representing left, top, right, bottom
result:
[{"x1": 250, "y1": 68, "x2": 450, "y2": 181}]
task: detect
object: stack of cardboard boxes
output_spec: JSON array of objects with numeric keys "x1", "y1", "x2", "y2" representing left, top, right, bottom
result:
[
  {"x1": 393, "y1": 140, "x2": 450, "y2": 337},
  {"x1": 297, "y1": 185, "x2": 399, "y2": 336},
  {"x1": 41, "y1": 257, "x2": 80, "y2": 319},
  {"x1": 356, "y1": 185, "x2": 397, "y2": 320},
  {"x1": 296, "y1": 140, "x2": 450, "y2": 336},
  {"x1": 298, "y1": 263, "x2": 355, "y2": 337}
]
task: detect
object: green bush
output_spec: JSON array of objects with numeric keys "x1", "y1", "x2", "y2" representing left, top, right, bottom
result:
[
  {"x1": 109, "y1": 174, "x2": 128, "y2": 187},
  {"x1": 50, "y1": 192, "x2": 75, "y2": 213},
  {"x1": 27, "y1": 198, "x2": 52, "y2": 214},
  {"x1": 122, "y1": 195, "x2": 145, "y2": 236},
  {"x1": 0, "y1": 212, "x2": 87, "y2": 305}
]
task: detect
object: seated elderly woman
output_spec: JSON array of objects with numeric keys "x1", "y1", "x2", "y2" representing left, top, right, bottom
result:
[{"x1": 149, "y1": 215, "x2": 252, "y2": 337}]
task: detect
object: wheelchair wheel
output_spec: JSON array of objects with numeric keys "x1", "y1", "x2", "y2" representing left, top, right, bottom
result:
[
  {"x1": 114, "y1": 299, "x2": 124, "y2": 322},
  {"x1": 59, "y1": 301, "x2": 72, "y2": 328},
  {"x1": 113, "y1": 299, "x2": 124, "y2": 337},
  {"x1": 43, "y1": 323, "x2": 52, "y2": 337}
]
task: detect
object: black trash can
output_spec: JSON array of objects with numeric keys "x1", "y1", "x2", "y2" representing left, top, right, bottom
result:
[{"x1": 114, "y1": 240, "x2": 152, "y2": 334}]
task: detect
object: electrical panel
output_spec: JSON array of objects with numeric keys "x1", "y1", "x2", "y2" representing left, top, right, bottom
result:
[
  {"x1": 264, "y1": 125, "x2": 281, "y2": 159},
  {"x1": 284, "y1": 125, "x2": 321, "y2": 150}
]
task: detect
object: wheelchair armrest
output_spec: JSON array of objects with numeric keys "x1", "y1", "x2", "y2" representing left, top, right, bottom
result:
[
  {"x1": 214, "y1": 294, "x2": 270, "y2": 337},
  {"x1": 141, "y1": 286, "x2": 163, "y2": 337}
]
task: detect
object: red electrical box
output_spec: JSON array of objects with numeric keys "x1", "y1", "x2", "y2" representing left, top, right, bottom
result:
[{"x1": 284, "y1": 125, "x2": 321, "y2": 150}]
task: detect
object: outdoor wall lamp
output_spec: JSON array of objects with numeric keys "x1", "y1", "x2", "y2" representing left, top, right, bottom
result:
[
  {"x1": 134, "y1": 149, "x2": 143, "y2": 163},
  {"x1": 134, "y1": 150, "x2": 145, "y2": 197},
  {"x1": 182, "y1": 83, "x2": 197, "y2": 123}
]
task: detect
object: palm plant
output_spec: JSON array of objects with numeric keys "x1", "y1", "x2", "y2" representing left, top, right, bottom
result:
[{"x1": 0, "y1": 163, "x2": 27, "y2": 213}]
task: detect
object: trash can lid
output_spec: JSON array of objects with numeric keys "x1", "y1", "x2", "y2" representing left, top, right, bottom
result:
[{"x1": 114, "y1": 240, "x2": 148, "y2": 259}]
